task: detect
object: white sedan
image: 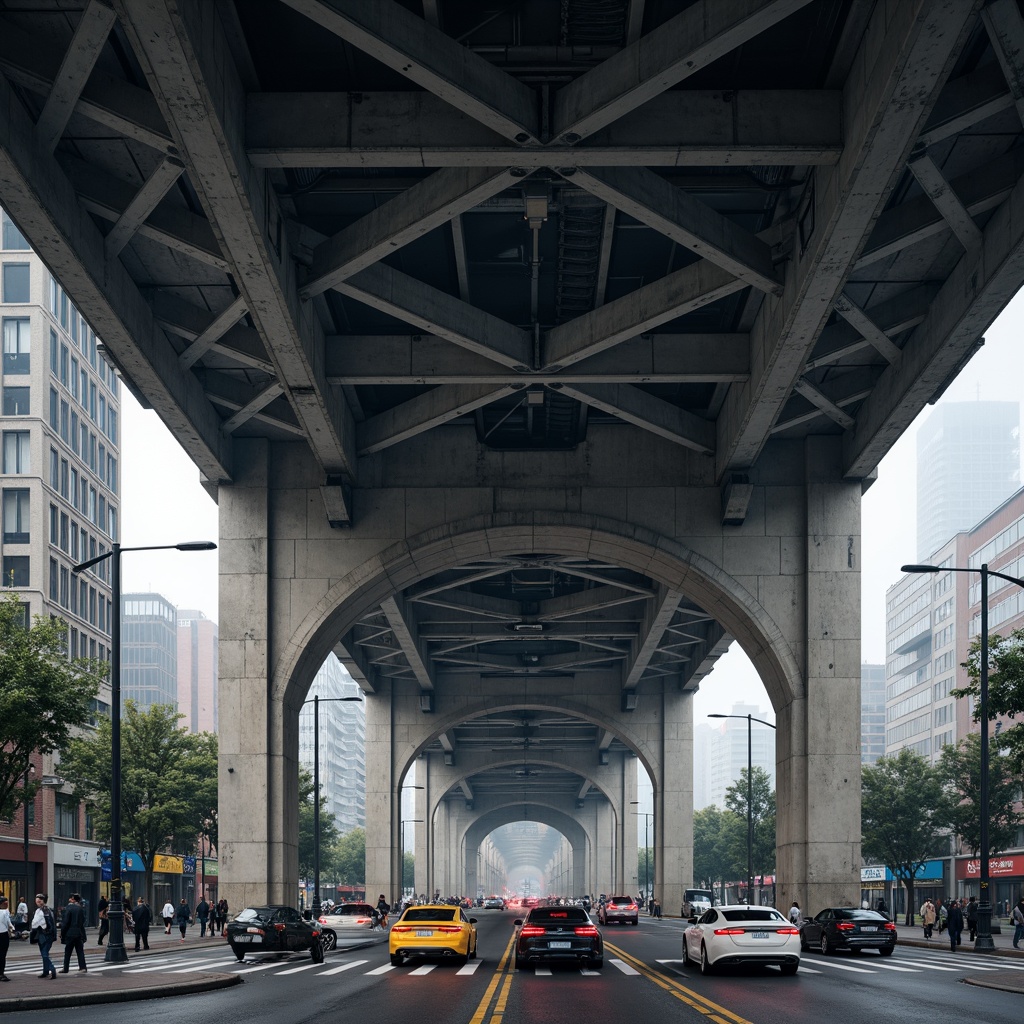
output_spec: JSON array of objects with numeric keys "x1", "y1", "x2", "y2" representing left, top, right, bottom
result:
[{"x1": 683, "y1": 904, "x2": 800, "y2": 975}]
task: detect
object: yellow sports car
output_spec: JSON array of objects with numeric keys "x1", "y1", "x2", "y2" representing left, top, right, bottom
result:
[{"x1": 389, "y1": 904, "x2": 478, "y2": 966}]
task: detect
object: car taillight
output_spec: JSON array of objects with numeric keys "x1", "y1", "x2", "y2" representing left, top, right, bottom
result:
[
  {"x1": 312, "y1": 929, "x2": 320, "y2": 938},
  {"x1": 391, "y1": 925, "x2": 412, "y2": 933},
  {"x1": 245, "y1": 927, "x2": 265, "y2": 936},
  {"x1": 628, "y1": 904, "x2": 637, "y2": 911},
  {"x1": 520, "y1": 926, "x2": 546, "y2": 937},
  {"x1": 777, "y1": 927, "x2": 800, "y2": 935},
  {"x1": 884, "y1": 922, "x2": 896, "y2": 931},
  {"x1": 713, "y1": 928, "x2": 745, "y2": 935},
  {"x1": 835, "y1": 922, "x2": 855, "y2": 931},
  {"x1": 574, "y1": 926, "x2": 599, "y2": 937},
  {"x1": 355, "y1": 917, "x2": 371, "y2": 925},
  {"x1": 274, "y1": 923, "x2": 287, "y2": 932},
  {"x1": 438, "y1": 926, "x2": 462, "y2": 933},
  {"x1": 318, "y1": 916, "x2": 328, "y2": 924}
]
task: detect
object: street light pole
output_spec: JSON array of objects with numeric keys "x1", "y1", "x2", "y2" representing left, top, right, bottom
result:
[
  {"x1": 401, "y1": 819, "x2": 424, "y2": 897},
  {"x1": 73, "y1": 539, "x2": 216, "y2": 964},
  {"x1": 629, "y1": 802, "x2": 653, "y2": 902},
  {"x1": 901, "y1": 561, "x2": 1024, "y2": 953},
  {"x1": 708, "y1": 713, "x2": 776, "y2": 905},
  {"x1": 22, "y1": 762, "x2": 34, "y2": 898}
]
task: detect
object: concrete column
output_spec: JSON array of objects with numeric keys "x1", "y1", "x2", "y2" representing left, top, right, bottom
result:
[
  {"x1": 622, "y1": 754, "x2": 638, "y2": 895},
  {"x1": 658, "y1": 689, "x2": 693, "y2": 915},
  {"x1": 363, "y1": 683, "x2": 398, "y2": 905},
  {"x1": 776, "y1": 437, "x2": 862, "y2": 912},
  {"x1": 219, "y1": 440, "x2": 295, "y2": 908},
  {"x1": 415, "y1": 765, "x2": 429, "y2": 898}
]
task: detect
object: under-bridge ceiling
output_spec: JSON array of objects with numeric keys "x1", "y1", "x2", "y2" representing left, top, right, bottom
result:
[{"x1": 2, "y1": 0, "x2": 1021, "y2": 837}]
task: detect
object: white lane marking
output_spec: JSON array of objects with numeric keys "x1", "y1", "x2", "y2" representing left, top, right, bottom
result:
[
  {"x1": 365, "y1": 963, "x2": 396, "y2": 975},
  {"x1": 230, "y1": 960, "x2": 293, "y2": 975},
  {"x1": 168, "y1": 958, "x2": 243, "y2": 973},
  {"x1": 919, "y1": 953, "x2": 1024, "y2": 971},
  {"x1": 854, "y1": 961, "x2": 921, "y2": 972},
  {"x1": 579, "y1": 968, "x2": 602, "y2": 976},
  {"x1": 797, "y1": 965, "x2": 822, "y2": 974},
  {"x1": 274, "y1": 962, "x2": 322, "y2": 976},
  {"x1": 321, "y1": 960, "x2": 369, "y2": 976},
  {"x1": 409, "y1": 964, "x2": 436, "y2": 975},
  {"x1": 610, "y1": 959, "x2": 641, "y2": 976},
  {"x1": 883, "y1": 958, "x2": 967, "y2": 973},
  {"x1": 456, "y1": 962, "x2": 482, "y2": 975},
  {"x1": 533, "y1": 967, "x2": 552, "y2": 975},
  {"x1": 797, "y1": 957, "x2": 876, "y2": 974}
]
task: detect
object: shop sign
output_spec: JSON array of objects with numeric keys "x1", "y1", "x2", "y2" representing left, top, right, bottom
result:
[
  {"x1": 183, "y1": 856, "x2": 196, "y2": 876},
  {"x1": 55, "y1": 865, "x2": 94, "y2": 882},
  {"x1": 52, "y1": 842, "x2": 100, "y2": 866},
  {"x1": 154, "y1": 854, "x2": 184, "y2": 874},
  {"x1": 956, "y1": 855, "x2": 1024, "y2": 880},
  {"x1": 861, "y1": 866, "x2": 886, "y2": 882},
  {"x1": 198, "y1": 861, "x2": 218, "y2": 877}
]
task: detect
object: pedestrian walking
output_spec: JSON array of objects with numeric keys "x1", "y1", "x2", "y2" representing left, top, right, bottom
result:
[
  {"x1": 376, "y1": 894, "x2": 391, "y2": 928},
  {"x1": 920, "y1": 898, "x2": 936, "y2": 939},
  {"x1": 162, "y1": 900, "x2": 175, "y2": 934},
  {"x1": 14, "y1": 896, "x2": 28, "y2": 940},
  {"x1": 175, "y1": 898, "x2": 191, "y2": 941},
  {"x1": 217, "y1": 898, "x2": 229, "y2": 936},
  {"x1": 30, "y1": 893, "x2": 57, "y2": 980},
  {"x1": 0, "y1": 895, "x2": 13, "y2": 982},
  {"x1": 947, "y1": 898, "x2": 964, "y2": 952},
  {"x1": 936, "y1": 897, "x2": 947, "y2": 933},
  {"x1": 1012, "y1": 896, "x2": 1024, "y2": 949},
  {"x1": 131, "y1": 897, "x2": 152, "y2": 951},
  {"x1": 788, "y1": 901, "x2": 801, "y2": 925},
  {"x1": 653, "y1": 897, "x2": 662, "y2": 918},
  {"x1": 96, "y1": 894, "x2": 109, "y2": 946},
  {"x1": 196, "y1": 896, "x2": 210, "y2": 938},
  {"x1": 59, "y1": 892, "x2": 88, "y2": 972},
  {"x1": 965, "y1": 896, "x2": 978, "y2": 942}
]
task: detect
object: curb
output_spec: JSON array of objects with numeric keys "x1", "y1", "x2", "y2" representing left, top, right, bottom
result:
[{"x1": 0, "y1": 972, "x2": 241, "y2": 1012}]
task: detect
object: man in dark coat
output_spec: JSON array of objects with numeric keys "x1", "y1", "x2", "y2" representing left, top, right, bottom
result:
[
  {"x1": 965, "y1": 896, "x2": 979, "y2": 941},
  {"x1": 196, "y1": 896, "x2": 210, "y2": 938},
  {"x1": 96, "y1": 895, "x2": 109, "y2": 946},
  {"x1": 947, "y1": 898, "x2": 964, "y2": 952},
  {"x1": 59, "y1": 893, "x2": 88, "y2": 973},
  {"x1": 131, "y1": 897, "x2": 152, "y2": 951}
]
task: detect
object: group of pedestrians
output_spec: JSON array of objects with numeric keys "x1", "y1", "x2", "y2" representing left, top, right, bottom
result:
[
  {"x1": 161, "y1": 896, "x2": 229, "y2": 940},
  {"x1": 920, "y1": 896, "x2": 979, "y2": 951}
]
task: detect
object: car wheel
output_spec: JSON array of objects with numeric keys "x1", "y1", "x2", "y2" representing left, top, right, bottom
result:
[
  {"x1": 321, "y1": 930, "x2": 337, "y2": 952},
  {"x1": 390, "y1": 954, "x2": 403, "y2": 967},
  {"x1": 799, "y1": 935, "x2": 809, "y2": 952},
  {"x1": 780, "y1": 962, "x2": 799, "y2": 976},
  {"x1": 681, "y1": 941, "x2": 690, "y2": 967},
  {"x1": 232, "y1": 946, "x2": 245, "y2": 962},
  {"x1": 589, "y1": 957, "x2": 603, "y2": 970},
  {"x1": 632, "y1": 918, "x2": 639, "y2": 926},
  {"x1": 879, "y1": 947, "x2": 893, "y2": 957},
  {"x1": 468, "y1": 940, "x2": 477, "y2": 960},
  {"x1": 700, "y1": 944, "x2": 714, "y2": 976},
  {"x1": 310, "y1": 939, "x2": 325, "y2": 964},
  {"x1": 820, "y1": 934, "x2": 830, "y2": 955},
  {"x1": 514, "y1": 956, "x2": 526, "y2": 970}
]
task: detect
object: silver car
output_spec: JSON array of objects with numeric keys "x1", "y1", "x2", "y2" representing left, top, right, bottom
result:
[{"x1": 317, "y1": 902, "x2": 380, "y2": 950}]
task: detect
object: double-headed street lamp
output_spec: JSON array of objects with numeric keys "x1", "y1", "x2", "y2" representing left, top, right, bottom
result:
[
  {"x1": 303, "y1": 693, "x2": 363, "y2": 917},
  {"x1": 901, "y1": 561, "x2": 1024, "y2": 953},
  {"x1": 629, "y1": 802, "x2": 653, "y2": 901},
  {"x1": 708, "y1": 713, "x2": 776, "y2": 904},
  {"x1": 72, "y1": 540, "x2": 216, "y2": 964},
  {"x1": 22, "y1": 762, "x2": 35, "y2": 898}
]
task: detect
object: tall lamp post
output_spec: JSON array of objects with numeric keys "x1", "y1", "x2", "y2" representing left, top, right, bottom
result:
[
  {"x1": 401, "y1": 819, "x2": 423, "y2": 897},
  {"x1": 629, "y1": 802, "x2": 653, "y2": 902},
  {"x1": 708, "y1": 713, "x2": 776, "y2": 904},
  {"x1": 72, "y1": 539, "x2": 216, "y2": 964},
  {"x1": 303, "y1": 693, "x2": 363, "y2": 917},
  {"x1": 901, "y1": 561, "x2": 1024, "y2": 953},
  {"x1": 22, "y1": 763, "x2": 35, "y2": 898}
]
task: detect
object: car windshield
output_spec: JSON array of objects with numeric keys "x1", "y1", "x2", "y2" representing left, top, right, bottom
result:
[
  {"x1": 527, "y1": 909, "x2": 588, "y2": 923},
  {"x1": 609, "y1": 897, "x2": 633, "y2": 905},
  {"x1": 685, "y1": 889, "x2": 713, "y2": 902},
  {"x1": 236, "y1": 907, "x2": 273, "y2": 922},
  {"x1": 720, "y1": 909, "x2": 785, "y2": 922},
  {"x1": 834, "y1": 910, "x2": 886, "y2": 921},
  {"x1": 401, "y1": 908, "x2": 457, "y2": 922},
  {"x1": 331, "y1": 904, "x2": 373, "y2": 916}
]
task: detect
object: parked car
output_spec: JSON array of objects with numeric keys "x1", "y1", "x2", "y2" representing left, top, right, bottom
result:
[
  {"x1": 388, "y1": 904, "x2": 478, "y2": 966},
  {"x1": 682, "y1": 905, "x2": 800, "y2": 975},
  {"x1": 483, "y1": 895, "x2": 506, "y2": 910},
  {"x1": 598, "y1": 895, "x2": 639, "y2": 926},
  {"x1": 514, "y1": 905, "x2": 603, "y2": 970},
  {"x1": 799, "y1": 908, "x2": 896, "y2": 955},
  {"x1": 226, "y1": 906, "x2": 325, "y2": 963},
  {"x1": 317, "y1": 902, "x2": 379, "y2": 950}
]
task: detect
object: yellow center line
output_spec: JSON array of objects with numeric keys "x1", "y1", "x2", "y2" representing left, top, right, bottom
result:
[
  {"x1": 603, "y1": 941, "x2": 756, "y2": 1024},
  {"x1": 468, "y1": 931, "x2": 517, "y2": 1024}
]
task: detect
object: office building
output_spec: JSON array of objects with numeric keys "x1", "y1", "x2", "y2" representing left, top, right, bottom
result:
[
  {"x1": 177, "y1": 608, "x2": 218, "y2": 733},
  {"x1": 701, "y1": 703, "x2": 776, "y2": 811},
  {"x1": 916, "y1": 401, "x2": 1020, "y2": 561},
  {"x1": 861, "y1": 663, "x2": 886, "y2": 764},
  {"x1": 121, "y1": 592, "x2": 178, "y2": 711}
]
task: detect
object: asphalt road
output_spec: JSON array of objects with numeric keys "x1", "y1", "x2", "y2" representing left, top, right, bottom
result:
[{"x1": 4, "y1": 912, "x2": 1022, "y2": 1023}]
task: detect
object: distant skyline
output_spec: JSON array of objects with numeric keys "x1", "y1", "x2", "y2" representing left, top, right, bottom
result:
[{"x1": 119, "y1": 290, "x2": 1024, "y2": 709}]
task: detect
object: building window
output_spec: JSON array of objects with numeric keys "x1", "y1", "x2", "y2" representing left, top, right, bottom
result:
[
  {"x1": 2, "y1": 555, "x2": 29, "y2": 587},
  {"x1": 56, "y1": 794, "x2": 79, "y2": 839},
  {"x1": 2, "y1": 317, "x2": 30, "y2": 374},
  {"x1": 49, "y1": 557, "x2": 58, "y2": 601},
  {"x1": 2, "y1": 488, "x2": 30, "y2": 544},
  {"x1": 1, "y1": 211, "x2": 30, "y2": 250},
  {"x1": 1, "y1": 430, "x2": 30, "y2": 473},
  {"x1": 49, "y1": 387, "x2": 58, "y2": 429},
  {"x1": 2, "y1": 386, "x2": 30, "y2": 416},
  {"x1": 71, "y1": 356, "x2": 78, "y2": 399},
  {"x1": 1, "y1": 263, "x2": 30, "y2": 303}
]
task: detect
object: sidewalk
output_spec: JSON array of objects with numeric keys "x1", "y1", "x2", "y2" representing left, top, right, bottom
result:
[{"x1": 892, "y1": 920, "x2": 1024, "y2": 993}]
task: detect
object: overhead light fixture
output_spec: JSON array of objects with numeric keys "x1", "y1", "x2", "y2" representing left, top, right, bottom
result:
[
  {"x1": 512, "y1": 622, "x2": 544, "y2": 633},
  {"x1": 523, "y1": 181, "x2": 550, "y2": 228},
  {"x1": 419, "y1": 693, "x2": 434, "y2": 713}
]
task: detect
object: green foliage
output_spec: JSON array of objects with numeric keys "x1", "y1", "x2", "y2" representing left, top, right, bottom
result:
[
  {"x1": 692, "y1": 806, "x2": 745, "y2": 890},
  {"x1": 862, "y1": 748, "x2": 945, "y2": 923},
  {"x1": 936, "y1": 732, "x2": 1024, "y2": 856},
  {"x1": 403, "y1": 851, "x2": 415, "y2": 889},
  {"x1": 724, "y1": 766, "x2": 777, "y2": 877},
  {"x1": 953, "y1": 627, "x2": 1024, "y2": 776},
  {"x1": 637, "y1": 847, "x2": 653, "y2": 893},
  {"x1": 328, "y1": 827, "x2": 366, "y2": 885},
  {"x1": 58, "y1": 701, "x2": 218, "y2": 901},
  {"x1": 298, "y1": 767, "x2": 341, "y2": 880},
  {"x1": 0, "y1": 593, "x2": 105, "y2": 817}
]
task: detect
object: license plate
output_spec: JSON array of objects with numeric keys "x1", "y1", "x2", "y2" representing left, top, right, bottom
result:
[
  {"x1": 416, "y1": 929, "x2": 433, "y2": 937},
  {"x1": 860, "y1": 926, "x2": 876, "y2": 932},
  {"x1": 750, "y1": 931, "x2": 769, "y2": 939},
  {"x1": 549, "y1": 941, "x2": 571, "y2": 949},
  {"x1": 235, "y1": 935, "x2": 256, "y2": 943}
]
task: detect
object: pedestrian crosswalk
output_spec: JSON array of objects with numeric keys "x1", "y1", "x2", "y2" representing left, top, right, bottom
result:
[{"x1": 657, "y1": 953, "x2": 1024, "y2": 978}]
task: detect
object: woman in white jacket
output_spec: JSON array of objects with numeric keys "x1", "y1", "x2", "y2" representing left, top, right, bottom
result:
[{"x1": 162, "y1": 900, "x2": 175, "y2": 935}]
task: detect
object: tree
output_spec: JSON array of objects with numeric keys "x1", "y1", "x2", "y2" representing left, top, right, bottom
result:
[
  {"x1": 332, "y1": 828, "x2": 366, "y2": 889},
  {"x1": 298, "y1": 767, "x2": 341, "y2": 885},
  {"x1": 0, "y1": 593, "x2": 106, "y2": 818},
  {"x1": 692, "y1": 806, "x2": 744, "y2": 901},
  {"x1": 937, "y1": 732, "x2": 1024, "y2": 856},
  {"x1": 58, "y1": 701, "x2": 218, "y2": 904},
  {"x1": 724, "y1": 766, "x2": 777, "y2": 889},
  {"x1": 953, "y1": 626, "x2": 1024, "y2": 776},
  {"x1": 637, "y1": 847, "x2": 653, "y2": 895},
  {"x1": 403, "y1": 851, "x2": 415, "y2": 891},
  {"x1": 861, "y1": 748, "x2": 946, "y2": 924}
]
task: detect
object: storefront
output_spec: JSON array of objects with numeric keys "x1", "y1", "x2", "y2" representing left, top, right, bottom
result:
[
  {"x1": 861, "y1": 860, "x2": 945, "y2": 918},
  {"x1": 0, "y1": 842, "x2": 44, "y2": 911},
  {"x1": 196, "y1": 858, "x2": 218, "y2": 905},
  {"x1": 152, "y1": 854, "x2": 198, "y2": 908},
  {"x1": 51, "y1": 841, "x2": 102, "y2": 924},
  {"x1": 956, "y1": 854, "x2": 1024, "y2": 922},
  {"x1": 100, "y1": 850, "x2": 145, "y2": 917}
]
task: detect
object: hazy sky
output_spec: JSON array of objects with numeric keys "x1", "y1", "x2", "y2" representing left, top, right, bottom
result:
[{"x1": 120, "y1": 292, "x2": 1024, "y2": 714}]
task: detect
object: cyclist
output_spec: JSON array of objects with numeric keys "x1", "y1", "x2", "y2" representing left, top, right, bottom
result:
[{"x1": 375, "y1": 894, "x2": 391, "y2": 928}]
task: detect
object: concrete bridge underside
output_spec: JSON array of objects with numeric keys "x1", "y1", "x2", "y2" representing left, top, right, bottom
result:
[{"x1": 1, "y1": 0, "x2": 1020, "y2": 915}]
